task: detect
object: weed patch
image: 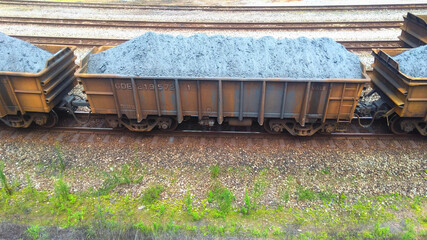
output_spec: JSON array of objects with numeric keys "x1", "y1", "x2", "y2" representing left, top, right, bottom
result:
[
  {"x1": 240, "y1": 190, "x2": 255, "y2": 215},
  {"x1": 240, "y1": 170, "x2": 269, "y2": 215},
  {"x1": 373, "y1": 222, "x2": 391, "y2": 239},
  {"x1": 210, "y1": 165, "x2": 220, "y2": 179},
  {"x1": 185, "y1": 192, "x2": 203, "y2": 221},
  {"x1": 295, "y1": 185, "x2": 338, "y2": 203},
  {"x1": 141, "y1": 185, "x2": 164, "y2": 205},
  {"x1": 0, "y1": 161, "x2": 12, "y2": 195},
  {"x1": 26, "y1": 225, "x2": 48, "y2": 240},
  {"x1": 0, "y1": 165, "x2": 425, "y2": 239},
  {"x1": 296, "y1": 186, "x2": 317, "y2": 201},
  {"x1": 96, "y1": 164, "x2": 143, "y2": 195},
  {"x1": 321, "y1": 167, "x2": 331, "y2": 174},
  {"x1": 54, "y1": 142, "x2": 66, "y2": 174},
  {"x1": 52, "y1": 177, "x2": 76, "y2": 211},
  {"x1": 207, "y1": 184, "x2": 235, "y2": 218},
  {"x1": 0, "y1": 187, "x2": 425, "y2": 239}
]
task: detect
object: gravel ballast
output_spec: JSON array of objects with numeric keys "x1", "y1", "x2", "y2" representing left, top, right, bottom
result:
[
  {"x1": 393, "y1": 45, "x2": 427, "y2": 78},
  {"x1": 87, "y1": 32, "x2": 362, "y2": 79},
  {"x1": 0, "y1": 32, "x2": 52, "y2": 73}
]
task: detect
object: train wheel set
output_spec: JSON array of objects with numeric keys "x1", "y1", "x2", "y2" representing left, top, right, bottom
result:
[{"x1": 0, "y1": 13, "x2": 426, "y2": 137}]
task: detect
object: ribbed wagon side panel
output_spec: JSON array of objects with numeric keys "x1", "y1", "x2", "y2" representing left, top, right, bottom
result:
[
  {"x1": 399, "y1": 13, "x2": 427, "y2": 47},
  {"x1": 263, "y1": 82, "x2": 283, "y2": 118},
  {"x1": 81, "y1": 77, "x2": 366, "y2": 125},
  {"x1": 199, "y1": 81, "x2": 218, "y2": 118},
  {"x1": 179, "y1": 80, "x2": 198, "y2": 116},
  {"x1": 221, "y1": 81, "x2": 239, "y2": 117}
]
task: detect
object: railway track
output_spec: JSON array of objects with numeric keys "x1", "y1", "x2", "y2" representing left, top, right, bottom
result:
[
  {"x1": 0, "y1": 111, "x2": 424, "y2": 149},
  {"x1": 13, "y1": 35, "x2": 404, "y2": 51},
  {"x1": 1, "y1": 0, "x2": 426, "y2": 11},
  {"x1": 52, "y1": 113, "x2": 388, "y2": 136},
  {"x1": 0, "y1": 121, "x2": 423, "y2": 150},
  {"x1": 0, "y1": 17, "x2": 403, "y2": 31}
]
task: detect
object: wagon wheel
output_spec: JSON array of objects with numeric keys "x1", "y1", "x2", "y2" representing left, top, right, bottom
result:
[
  {"x1": 389, "y1": 116, "x2": 406, "y2": 135},
  {"x1": 43, "y1": 110, "x2": 59, "y2": 128},
  {"x1": 159, "y1": 117, "x2": 178, "y2": 132},
  {"x1": 263, "y1": 120, "x2": 281, "y2": 134}
]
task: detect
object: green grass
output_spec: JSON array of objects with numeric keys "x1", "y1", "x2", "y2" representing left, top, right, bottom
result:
[
  {"x1": 296, "y1": 186, "x2": 317, "y2": 201},
  {"x1": 26, "y1": 225, "x2": 48, "y2": 240},
  {"x1": 295, "y1": 186, "x2": 339, "y2": 203},
  {"x1": 185, "y1": 192, "x2": 203, "y2": 221},
  {"x1": 207, "y1": 184, "x2": 235, "y2": 218},
  {"x1": 0, "y1": 161, "x2": 12, "y2": 195},
  {"x1": 321, "y1": 167, "x2": 331, "y2": 175},
  {"x1": 141, "y1": 185, "x2": 164, "y2": 205},
  {"x1": 52, "y1": 177, "x2": 77, "y2": 212},
  {"x1": 240, "y1": 190, "x2": 254, "y2": 215},
  {"x1": 0, "y1": 159, "x2": 426, "y2": 239},
  {"x1": 96, "y1": 164, "x2": 144, "y2": 195},
  {"x1": 239, "y1": 169, "x2": 269, "y2": 215},
  {"x1": 54, "y1": 142, "x2": 66, "y2": 174},
  {"x1": 0, "y1": 183, "x2": 425, "y2": 239},
  {"x1": 209, "y1": 165, "x2": 220, "y2": 179}
]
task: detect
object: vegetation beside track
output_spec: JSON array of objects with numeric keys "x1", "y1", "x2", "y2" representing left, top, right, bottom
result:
[{"x1": 0, "y1": 143, "x2": 426, "y2": 239}]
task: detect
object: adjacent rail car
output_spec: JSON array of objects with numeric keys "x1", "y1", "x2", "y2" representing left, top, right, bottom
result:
[
  {"x1": 0, "y1": 45, "x2": 77, "y2": 128},
  {"x1": 77, "y1": 46, "x2": 369, "y2": 136},
  {"x1": 371, "y1": 48, "x2": 427, "y2": 136},
  {"x1": 399, "y1": 13, "x2": 427, "y2": 48}
]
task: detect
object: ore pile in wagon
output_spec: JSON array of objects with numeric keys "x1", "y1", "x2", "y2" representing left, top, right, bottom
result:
[
  {"x1": 87, "y1": 32, "x2": 362, "y2": 79},
  {"x1": 393, "y1": 45, "x2": 427, "y2": 77},
  {"x1": 0, "y1": 32, "x2": 53, "y2": 73}
]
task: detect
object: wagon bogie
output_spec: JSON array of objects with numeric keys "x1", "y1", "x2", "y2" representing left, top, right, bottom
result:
[
  {"x1": 0, "y1": 44, "x2": 77, "y2": 128},
  {"x1": 390, "y1": 116, "x2": 427, "y2": 136},
  {"x1": 108, "y1": 115, "x2": 178, "y2": 132}
]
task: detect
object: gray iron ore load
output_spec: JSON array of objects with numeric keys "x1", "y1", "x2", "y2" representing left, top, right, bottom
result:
[
  {"x1": 0, "y1": 32, "x2": 52, "y2": 73},
  {"x1": 393, "y1": 45, "x2": 427, "y2": 78},
  {"x1": 87, "y1": 32, "x2": 362, "y2": 79}
]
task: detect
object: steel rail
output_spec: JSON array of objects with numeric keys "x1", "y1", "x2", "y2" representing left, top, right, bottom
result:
[
  {"x1": 0, "y1": 0, "x2": 426, "y2": 11},
  {"x1": 11, "y1": 35, "x2": 403, "y2": 51},
  {"x1": 52, "y1": 126, "x2": 395, "y2": 137},
  {"x1": 0, "y1": 17, "x2": 403, "y2": 30},
  {"x1": 1, "y1": 112, "x2": 421, "y2": 141},
  {"x1": 39, "y1": 124, "x2": 410, "y2": 142}
]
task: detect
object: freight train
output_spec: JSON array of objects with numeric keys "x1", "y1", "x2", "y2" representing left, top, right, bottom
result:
[{"x1": 0, "y1": 13, "x2": 426, "y2": 137}]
